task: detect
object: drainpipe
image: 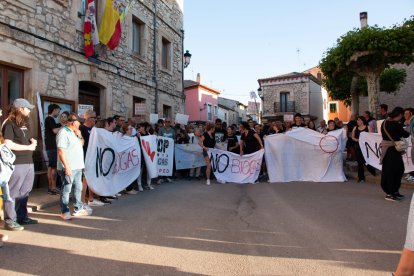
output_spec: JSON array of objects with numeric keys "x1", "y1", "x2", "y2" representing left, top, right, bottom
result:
[
  {"x1": 153, "y1": 0, "x2": 158, "y2": 114},
  {"x1": 181, "y1": 28, "x2": 185, "y2": 114}
]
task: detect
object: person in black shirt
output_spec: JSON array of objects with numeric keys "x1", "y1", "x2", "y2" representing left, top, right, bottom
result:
[
  {"x1": 214, "y1": 118, "x2": 227, "y2": 144},
  {"x1": 346, "y1": 114, "x2": 357, "y2": 161},
  {"x1": 380, "y1": 107, "x2": 410, "y2": 201},
  {"x1": 1, "y1": 99, "x2": 38, "y2": 231},
  {"x1": 79, "y1": 110, "x2": 102, "y2": 208},
  {"x1": 351, "y1": 116, "x2": 369, "y2": 182},
  {"x1": 240, "y1": 121, "x2": 263, "y2": 155},
  {"x1": 44, "y1": 103, "x2": 61, "y2": 195},
  {"x1": 291, "y1": 113, "x2": 306, "y2": 129},
  {"x1": 199, "y1": 122, "x2": 215, "y2": 185},
  {"x1": 225, "y1": 126, "x2": 239, "y2": 154}
]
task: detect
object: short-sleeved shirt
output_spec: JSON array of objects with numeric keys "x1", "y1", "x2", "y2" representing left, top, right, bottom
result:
[
  {"x1": 226, "y1": 134, "x2": 239, "y2": 152},
  {"x1": 202, "y1": 132, "x2": 216, "y2": 149},
  {"x1": 241, "y1": 129, "x2": 261, "y2": 154},
  {"x1": 158, "y1": 127, "x2": 175, "y2": 139},
  {"x1": 56, "y1": 126, "x2": 85, "y2": 171},
  {"x1": 1, "y1": 119, "x2": 33, "y2": 164},
  {"x1": 44, "y1": 116, "x2": 59, "y2": 150},
  {"x1": 79, "y1": 124, "x2": 92, "y2": 155}
]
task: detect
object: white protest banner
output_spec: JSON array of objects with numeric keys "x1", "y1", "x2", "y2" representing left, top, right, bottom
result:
[
  {"x1": 175, "y1": 144, "x2": 205, "y2": 170},
  {"x1": 207, "y1": 148, "x2": 264, "y2": 184},
  {"x1": 150, "y1": 113, "x2": 159, "y2": 124},
  {"x1": 36, "y1": 92, "x2": 48, "y2": 162},
  {"x1": 157, "y1": 136, "x2": 174, "y2": 176},
  {"x1": 85, "y1": 128, "x2": 141, "y2": 196},
  {"x1": 175, "y1": 113, "x2": 189, "y2": 125},
  {"x1": 359, "y1": 132, "x2": 413, "y2": 173},
  {"x1": 265, "y1": 128, "x2": 347, "y2": 182},
  {"x1": 140, "y1": 135, "x2": 158, "y2": 179}
]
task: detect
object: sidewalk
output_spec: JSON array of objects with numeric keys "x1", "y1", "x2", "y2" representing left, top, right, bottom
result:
[
  {"x1": 344, "y1": 160, "x2": 414, "y2": 189},
  {"x1": 27, "y1": 187, "x2": 60, "y2": 212}
]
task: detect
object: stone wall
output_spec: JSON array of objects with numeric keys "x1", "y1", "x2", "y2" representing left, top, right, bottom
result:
[
  {"x1": 0, "y1": 0, "x2": 185, "y2": 131},
  {"x1": 358, "y1": 64, "x2": 414, "y2": 112},
  {"x1": 262, "y1": 82, "x2": 309, "y2": 116}
]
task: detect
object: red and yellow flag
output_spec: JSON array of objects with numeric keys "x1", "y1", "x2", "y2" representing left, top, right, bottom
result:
[
  {"x1": 99, "y1": 0, "x2": 122, "y2": 50},
  {"x1": 83, "y1": 0, "x2": 99, "y2": 57}
]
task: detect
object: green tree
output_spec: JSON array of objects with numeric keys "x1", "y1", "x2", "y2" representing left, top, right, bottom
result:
[{"x1": 320, "y1": 18, "x2": 414, "y2": 118}]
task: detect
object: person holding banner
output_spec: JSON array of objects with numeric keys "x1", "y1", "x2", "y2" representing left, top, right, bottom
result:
[
  {"x1": 239, "y1": 121, "x2": 263, "y2": 156},
  {"x1": 199, "y1": 123, "x2": 215, "y2": 185},
  {"x1": 44, "y1": 103, "x2": 61, "y2": 195},
  {"x1": 136, "y1": 123, "x2": 154, "y2": 191},
  {"x1": 225, "y1": 126, "x2": 239, "y2": 154},
  {"x1": 57, "y1": 113, "x2": 91, "y2": 220},
  {"x1": 157, "y1": 118, "x2": 175, "y2": 184},
  {"x1": 380, "y1": 107, "x2": 410, "y2": 202},
  {"x1": 352, "y1": 116, "x2": 370, "y2": 182}
]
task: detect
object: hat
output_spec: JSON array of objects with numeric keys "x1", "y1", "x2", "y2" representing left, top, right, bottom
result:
[{"x1": 13, "y1": 98, "x2": 35, "y2": 110}]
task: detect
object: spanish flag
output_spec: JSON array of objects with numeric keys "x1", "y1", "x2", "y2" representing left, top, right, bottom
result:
[{"x1": 99, "y1": 0, "x2": 122, "y2": 50}]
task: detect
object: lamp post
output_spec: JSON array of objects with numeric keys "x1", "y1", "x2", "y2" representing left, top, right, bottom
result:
[
  {"x1": 250, "y1": 90, "x2": 260, "y2": 123},
  {"x1": 184, "y1": 50, "x2": 192, "y2": 68},
  {"x1": 257, "y1": 87, "x2": 263, "y2": 123}
]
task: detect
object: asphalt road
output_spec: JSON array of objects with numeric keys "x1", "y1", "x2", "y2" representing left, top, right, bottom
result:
[{"x1": 1, "y1": 179, "x2": 412, "y2": 276}]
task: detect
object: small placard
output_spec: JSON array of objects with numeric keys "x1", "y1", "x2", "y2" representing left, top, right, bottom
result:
[{"x1": 175, "y1": 113, "x2": 189, "y2": 125}]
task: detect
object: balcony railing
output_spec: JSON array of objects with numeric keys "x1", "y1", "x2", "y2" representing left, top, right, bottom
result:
[{"x1": 274, "y1": 101, "x2": 295, "y2": 113}]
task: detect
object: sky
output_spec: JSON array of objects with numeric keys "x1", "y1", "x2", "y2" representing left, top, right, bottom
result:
[{"x1": 183, "y1": 0, "x2": 414, "y2": 105}]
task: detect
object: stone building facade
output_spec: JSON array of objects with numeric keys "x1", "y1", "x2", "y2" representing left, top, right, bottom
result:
[
  {"x1": 358, "y1": 64, "x2": 414, "y2": 113},
  {"x1": 0, "y1": 0, "x2": 185, "y2": 133},
  {"x1": 258, "y1": 72, "x2": 323, "y2": 122}
]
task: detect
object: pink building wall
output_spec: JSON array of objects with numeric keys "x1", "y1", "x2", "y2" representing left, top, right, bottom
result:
[{"x1": 185, "y1": 84, "x2": 220, "y2": 122}]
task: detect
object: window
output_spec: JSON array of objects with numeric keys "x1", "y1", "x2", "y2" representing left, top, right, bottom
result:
[
  {"x1": 163, "y1": 104, "x2": 171, "y2": 119},
  {"x1": 161, "y1": 37, "x2": 171, "y2": 69},
  {"x1": 0, "y1": 65, "x2": 24, "y2": 122},
  {"x1": 132, "y1": 18, "x2": 144, "y2": 55},
  {"x1": 329, "y1": 103, "x2": 337, "y2": 113},
  {"x1": 214, "y1": 105, "x2": 218, "y2": 115},
  {"x1": 207, "y1": 104, "x2": 212, "y2": 121},
  {"x1": 133, "y1": 96, "x2": 146, "y2": 117},
  {"x1": 280, "y1": 92, "x2": 289, "y2": 112},
  {"x1": 224, "y1": 113, "x2": 227, "y2": 120}
]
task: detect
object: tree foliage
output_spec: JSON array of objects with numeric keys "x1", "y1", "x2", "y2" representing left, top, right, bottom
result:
[{"x1": 319, "y1": 17, "x2": 414, "y2": 117}]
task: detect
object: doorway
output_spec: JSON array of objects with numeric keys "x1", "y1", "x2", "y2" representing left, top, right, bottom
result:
[{"x1": 79, "y1": 81, "x2": 101, "y2": 116}]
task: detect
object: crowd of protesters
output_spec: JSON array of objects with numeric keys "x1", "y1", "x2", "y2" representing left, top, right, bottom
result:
[{"x1": 1, "y1": 99, "x2": 414, "y2": 256}]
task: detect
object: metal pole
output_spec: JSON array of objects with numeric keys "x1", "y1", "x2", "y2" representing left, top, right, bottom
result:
[{"x1": 153, "y1": 0, "x2": 158, "y2": 114}]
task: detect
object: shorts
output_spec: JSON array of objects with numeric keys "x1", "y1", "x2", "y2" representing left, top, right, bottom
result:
[
  {"x1": 46, "y1": 149, "x2": 58, "y2": 168},
  {"x1": 202, "y1": 150, "x2": 209, "y2": 158}
]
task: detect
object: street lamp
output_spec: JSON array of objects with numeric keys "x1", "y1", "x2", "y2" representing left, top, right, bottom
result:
[
  {"x1": 184, "y1": 50, "x2": 192, "y2": 68},
  {"x1": 250, "y1": 90, "x2": 260, "y2": 123}
]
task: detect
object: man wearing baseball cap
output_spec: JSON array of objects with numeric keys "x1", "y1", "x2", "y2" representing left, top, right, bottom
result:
[{"x1": 1, "y1": 98, "x2": 38, "y2": 231}]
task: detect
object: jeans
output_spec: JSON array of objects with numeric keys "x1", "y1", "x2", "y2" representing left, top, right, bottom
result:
[
  {"x1": 3, "y1": 164, "x2": 34, "y2": 222},
  {"x1": 59, "y1": 169, "x2": 83, "y2": 214}
]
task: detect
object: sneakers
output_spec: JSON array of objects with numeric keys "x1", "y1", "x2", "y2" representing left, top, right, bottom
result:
[
  {"x1": 17, "y1": 217, "x2": 38, "y2": 225},
  {"x1": 4, "y1": 221, "x2": 24, "y2": 231},
  {"x1": 60, "y1": 212, "x2": 72, "y2": 220},
  {"x1": 217, "y1": 179, "x2": 226, "y2": 184},
  {"x1": 358, "y1": 179, "x2": 365, "y2": 183},
  {"x1": 206, "y1": 179, "x2": 211, "y2": 185},
  {"x1": 395, "y1": 193, "x2": 405, "y2": 199},
  {"x1": 73, "y1": 208, "x2": 91, "y2": 217},
  {"x1": 88, "y1": 199, "x2": 105, "y2": 207},
  {"x1": 407, "y1": 176, "x2": 414, "y2": 182},
  {"x1": 137, "y1": 184, "x2": 144, "y2": 192},
  {"x1": 166, "y1": 177, "x2": 173, "y2": 183},
  {"x1": 157, "y1": 178, "x2": 163, "y2": 185},
  {"x1": 126, "y1": 189, "x2": 138, "y2": 195},
  {"x1": 47, "y1": 188, "x2": 59, "y2": 195},
  {"x1": 83, "y1": 203, "x2": 93, "y2": 214},
  {"x1": 148, "y1": 184, "x2": 155, "y2": 190},
  {"x1": 385, "y1": 195, "x2": 399, "y2": 202}
]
